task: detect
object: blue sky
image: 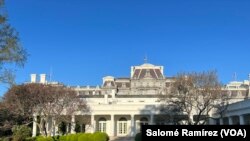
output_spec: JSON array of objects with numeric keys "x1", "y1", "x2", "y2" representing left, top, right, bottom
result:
[{"x1": 1, "y1": 0, "x2": 250, "y2": 95}]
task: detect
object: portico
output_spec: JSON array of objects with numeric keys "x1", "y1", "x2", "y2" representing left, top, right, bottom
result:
[
  {"x1": 32, "y1": 96, "x2": 158, "y2": 137},
  {"x1": 213, "y1": 99, "x2": 250, "y2": 125}
]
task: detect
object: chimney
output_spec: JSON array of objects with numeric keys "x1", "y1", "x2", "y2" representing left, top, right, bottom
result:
[
  {"x1": 31, "y1": 74, "x2": 36, "y2": 83},
  {"x1": 40, "y1": 74, "x2": 46, "y2": 84},
  {"x1": 111, "y1": 89, "x2": 116, "y2": 99},
  {"x1": 104, "y1": 94, "x2": 108, "y2": 104}
]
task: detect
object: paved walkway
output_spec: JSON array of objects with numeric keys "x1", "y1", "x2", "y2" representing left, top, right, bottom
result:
[{"x1": 110, "y1": 137, "x2": 134, "y2": 141}]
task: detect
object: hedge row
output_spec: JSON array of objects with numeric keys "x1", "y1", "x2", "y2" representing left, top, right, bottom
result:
[
  {"x1": 134, "y1": 133, "x2": 141, "y2": 141},
  {"x1": 25, "y1": 132, "x2": 109, "y2": 141}
]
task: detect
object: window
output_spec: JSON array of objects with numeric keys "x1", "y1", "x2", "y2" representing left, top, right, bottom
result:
[
  {"x1": 118, "y1": 117, "x2": 127, "y2": 136},
  {"x1": 107, "y1": 82, "x2": 111, "y2": 87},
  {"x1": 98, "y1": 118, "x2": 107, "y2": 133},
  {"x1": 122, "y1": 83, "x2": 126, "y2": 88},
  {"x1": 137, "y1": 117, "x2": 149, "y2": 132}
]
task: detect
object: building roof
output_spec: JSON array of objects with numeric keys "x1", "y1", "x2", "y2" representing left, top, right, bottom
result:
[{"x1": 131, "y1": 63, "x2": 164, "y2": 79}]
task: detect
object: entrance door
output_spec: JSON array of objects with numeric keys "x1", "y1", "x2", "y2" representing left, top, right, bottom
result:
[
  {"x1": 137, "y1": 117, "x2": 148, "y2": 133},
  {"x1": 117, "y1": 117, "x2": 128, "y2": 136},
  {"x1": 98, "y1": 117, "x2": 107, "y2": 133}
]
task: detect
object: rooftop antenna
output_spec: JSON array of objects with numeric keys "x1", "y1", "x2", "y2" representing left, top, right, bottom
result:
[
  {"x1": 233, "y1": 72, "x2": 237, "y2": 81},
  {"x1": 144, "y1": 54, "x2": 148, "y2": 63},
  {"x1": 49, "y1": 67, "x2": 53, "y2": 82}
]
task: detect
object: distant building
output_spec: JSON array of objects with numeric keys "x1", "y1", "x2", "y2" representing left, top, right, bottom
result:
[
  {"x1": 212, "y1": 77, "x2": 250, "y2": 125},
  {"x1": 31, "y1": 63, "x2": 250, "y2": 137}
]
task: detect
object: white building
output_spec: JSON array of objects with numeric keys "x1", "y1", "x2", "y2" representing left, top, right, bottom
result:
[
  {"x1": 31, "y1": 63, "x2": 250, "y2": 137},
  {"x1": 212, "y1": 78, "x2": 250, "y2": 125}
]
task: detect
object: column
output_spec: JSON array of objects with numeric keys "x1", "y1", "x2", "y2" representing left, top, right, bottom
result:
[
  {"x1": 85, "y1": 124, "x2": 91, "y2": 133},
  {"x1": 135, "y1": 120, "x2": 140, "y2": 133},
  {"x1": 150, "y1": 114, "x2": 154, "y2": 125},
  {"x1": 220, "y1": 118, "x2": 223, "y2": 125},
  {"x1": 46, "y1": 118, "x2": 50, "y2": 136},
  {"x1": 80, "y1": 124, "x2": 83, "y2": 132},
  {"x1": 71, "y1": 115, "x2": 76, "y2": 134},
  {"x1": 208, "y1": 118, "x2": 216, "y2": 125},
  {"x1": 110, "y1": 114, "x2": 115, "y2": 136},
  {"x1": 32, "y1": 115, "x2": 37, "y2": 137},
  {"x1": 51, "y1": 118, "x2": 59, "y2": 136},
  {"x1": 66, "y1": 123, "x2": 68, "y2": 134},
  {"x1": 91, "y1": 115, "x2": 96, "y2": 133},
  {"x1": 228, "y1": 117, "x2": 233, "y2": 125},
  {"x1": 239, "y1": 115, "x2": 245, "y2": 125},
  {"x1": 54, "y1": 124, "x2": 59, "y2": 136},
  {"x1": 130, "y1": 115, "x2": 135, "y2": 136},
  {"x1": 51, "y1": 117, "x2": 55, "y2": 136}
]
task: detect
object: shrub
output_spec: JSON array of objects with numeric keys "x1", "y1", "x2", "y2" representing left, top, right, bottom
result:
[
  {"x1": 25, "y1": 132, "x2": 109, "y2": 141},
  {"x1": 67, "y1": 134, "x2": 78, "y2": 141},
  {"x1": 36, "y1": 136, "x2": 53, "y2": 141},
  {"x1": 78, "y1": 133, "x2": 92, "y2": 141},
  {"x1": 59, "y1": 135, "x2": 67, "y2": 141},
  {"x1": 25, "y1": 137, "x2": 37, "y2": 141},
  {"x1": 52, "y1": 136, "x2": 60, "y2": 141},
  {"x1": 93, "y1": 132, "x2": 109, "y2": 141},
  {"x1": 12, "y1": 125, "x2": 31, "y2": 141},
  {"x1": 65, "y1": 134, "x2": 72, "y2": 141},
  {"x1": 134, "y1": 133, "x2": 141, "y2": 141},
  {"x1": 0, "y1": 137, "x2": 12, "y2": 141}
]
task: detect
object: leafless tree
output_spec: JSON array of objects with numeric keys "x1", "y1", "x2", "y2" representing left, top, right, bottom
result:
[
  {"x1": 160, "y1": 71, "x2": 225, "y2": 125},
  {"x1": 213, "y1": 91, "x2": 229, "y2": 123},
  {"x1": 2, "y1": 83, "x2": 89, "y2": 136}
]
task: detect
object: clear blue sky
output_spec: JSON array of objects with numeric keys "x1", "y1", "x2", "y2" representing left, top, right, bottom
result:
[{"x1": 1, "y1": 0, "x2": 250, "y2": 95}]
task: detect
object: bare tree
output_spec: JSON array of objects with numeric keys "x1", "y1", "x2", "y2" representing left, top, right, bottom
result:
[
  {"x1": 213, "y1": 91, "x2": 229, "y2": 123},
  {"x1": 2, "y1": 83, "x2": 89, "y2": 136},
  {"x1": 160, "y1": 71, "x2": 224, "y2": 125}
]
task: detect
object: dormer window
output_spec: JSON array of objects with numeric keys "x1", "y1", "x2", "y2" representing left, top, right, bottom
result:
[
  {"x1": 145, "y1": 69, "x2": 152, "y2": 78},
  {"x1": 107, "y1": 82, "x2": 112, "y2": 87},
  {"x1": 122, "y1": 83, "x2": 126, "y2": 88}
]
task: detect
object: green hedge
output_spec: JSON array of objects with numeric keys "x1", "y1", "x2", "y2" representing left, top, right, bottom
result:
[
  {"x1": 27, "y1": 132, "x2": 109, "y2": 141},
  {"x1": 36, "y1": 136, "x2": 54, "y2": 141},
  {"x1": 25, "y1": 137, "x2": 37, "y2": 141},
  {"x1": 78, "y1": 133, "x2": 92, "y2": 141},
  {"x1": 93, "y1": 132, "x2": 109, "y2": 141},
  {"x1": 134, "y1": 133, "x2": 141, "y2": 141}
]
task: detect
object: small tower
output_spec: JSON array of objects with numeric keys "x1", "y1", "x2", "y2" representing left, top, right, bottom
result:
[
  {"x1": 40, "y1": 74, "x2": 46, "y2": 84},
  {"x1": 31, "y1": 74, "x2": 37, "y2": 83}
]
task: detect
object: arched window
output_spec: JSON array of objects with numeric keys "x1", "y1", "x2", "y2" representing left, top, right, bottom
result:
[
  {"x1": 98, "y1": 117, "x2": 107, "y2": 133},
  {"x1": 119, "y1": 117, "x2": 127, "y2": 121},
  {"x1": 118, "y1": 117, "x2": 128, "y2": 136}
]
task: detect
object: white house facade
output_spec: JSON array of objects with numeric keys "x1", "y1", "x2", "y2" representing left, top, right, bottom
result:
[{"x1": 30, "y1": 63, "x2": 250, "y2": 137}]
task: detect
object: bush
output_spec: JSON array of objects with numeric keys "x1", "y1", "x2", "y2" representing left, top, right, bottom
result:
[
  {"x1": 25, "y1": 132, "x2": 109, "y2": 141},
  {"x1": 25, "y1": 137, "x2": 37, "y2": 141},
  {"x1": 52, "y1": 136, "x2": 60, "y2": 141},
  {"x1": 93, "y1": 132, "x2": 109, "y2": 141},
  {"x1": 134, "y1": 133, "x2": 141, "y2": 141},
  {"x1": 66, "y1": 134, "x2": 78, "y2": 141},
  {"x1": 59, "y1": 135, "x2": 67, "y2": 141},
  {"x1": 12, "y1": 125, "x2": 31, "y2": 141},
  {"x1": 0, "y1": 137, "x2": 12, "y2": 141},
  {"x1": 36, "y1": 136, "x2": 53, "y2": 141},
  {"x1": 78, "y1": 133, "x2": 92, "y2": 141}
]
